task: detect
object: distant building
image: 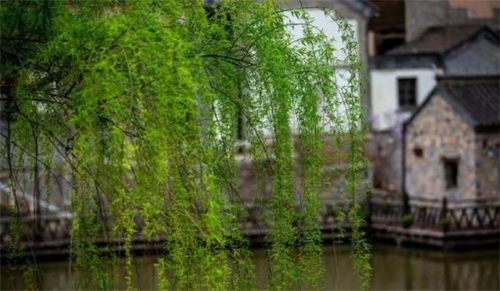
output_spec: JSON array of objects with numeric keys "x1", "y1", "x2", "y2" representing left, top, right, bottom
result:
[
  {"x1": 368, "y1": 0, "x2": 406, "y2": 56},
  {"x1": 370, "y1": 25, "x2": 499, "y2": 131},
  {"x1": 405, "y1": 0, "x2": 500, "y2": 43},
  {"x1": 404, "y1": 76, "x2": 499, "y2": 200},
  {"x1": 368, "y1": 0, "x2": 500, "y2": 56},
  {"x1": 367, "y1": 25, "x2": 499, "y2": 196},
  {"x1": 365, "y1": 1, "x2": 500, "y2": 246}
]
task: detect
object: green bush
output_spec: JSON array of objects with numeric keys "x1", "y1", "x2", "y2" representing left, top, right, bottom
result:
[{"x1": 402, "y1": 214, "x2": 414, "y2": 228}]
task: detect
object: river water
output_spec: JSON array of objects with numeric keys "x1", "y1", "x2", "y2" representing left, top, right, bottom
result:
[{"x1": 1, "y1": 244, "x2": 499, "y2": 290}]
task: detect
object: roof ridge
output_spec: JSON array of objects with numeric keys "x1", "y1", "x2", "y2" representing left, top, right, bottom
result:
[
  {"x1": 438, "y1": 75, "x2": 499, "y2": 79},
  {"x1": 387, "y1": 25, "x2": 498, "y2": 56},
  {"x1": 438, "y1": 75, "x2": 500, "y2": 83}
]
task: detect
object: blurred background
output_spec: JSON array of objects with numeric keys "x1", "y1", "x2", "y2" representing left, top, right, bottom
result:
[{"x1": 1, "y1": 0, "x2": 499, "y2": 290}]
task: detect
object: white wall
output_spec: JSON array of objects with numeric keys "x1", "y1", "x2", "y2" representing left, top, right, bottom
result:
[
  {"x1": 284, "y1": 9, "x2": 359, "y2": 63},
  {"x1": 370, "y1": 69, "x2": 437, "y2": 131},
  {"x1": 282, "y1": 8, "x2": 359, "y2": 136}
]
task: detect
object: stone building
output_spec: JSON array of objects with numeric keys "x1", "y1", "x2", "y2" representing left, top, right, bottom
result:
[
  {"x1": 367, "y1": 25, "x2": 499, "y2": 197},
  {"x1": 370, "y1": 25, "x2": 499, "y2": 131},
  {"x1": 404, "y1": 76, "x2": 499, "y2": 201}
]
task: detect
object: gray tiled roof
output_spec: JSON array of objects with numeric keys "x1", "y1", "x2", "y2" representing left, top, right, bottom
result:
[
  {"x1": 388, "y1": 25, "x2": 496, "y2": 56},
  {"x1": 439, "y1": 76, "x2": 499, "y2": 132}
]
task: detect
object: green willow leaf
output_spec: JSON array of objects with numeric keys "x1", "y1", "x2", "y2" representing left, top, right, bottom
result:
[{"x1": 1, "y1": 1, "x2": 370, "y2": 290}]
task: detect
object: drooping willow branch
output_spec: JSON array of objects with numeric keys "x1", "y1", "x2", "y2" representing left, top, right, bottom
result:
[{"x1": 1, "y1": 1, "x2": 371, "y2": 290}]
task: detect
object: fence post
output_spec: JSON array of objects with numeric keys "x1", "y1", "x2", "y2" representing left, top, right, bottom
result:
[{"x1": 440, "y1": 197, "x2": 448, "y2": 232}]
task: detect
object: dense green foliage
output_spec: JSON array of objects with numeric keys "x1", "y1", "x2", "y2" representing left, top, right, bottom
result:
[{"x1": 1, "y1": 0, "x2": 370, "y2": 290}]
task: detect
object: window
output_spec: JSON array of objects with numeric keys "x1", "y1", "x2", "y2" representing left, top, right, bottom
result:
[
  {"x1": 443, "y1": 159, "x2": 459, "y2": 189},
  {"x1": 413, "y1": 147, "x2": 423, "y2": 158},
  {"x1": 398, "y1": 78, "x2": 417, "y2": 110}
]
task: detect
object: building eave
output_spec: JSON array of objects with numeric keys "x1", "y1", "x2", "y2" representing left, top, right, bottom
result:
[
  {"x1": 340, "y1": 0, "x2": 378, "y2": 18},
  {"x1": 370, "y1": 54, "x2": 440, "y2": 70},
  {"x1": 282, "y1": 0, "x2": 377, "y2": 18}
]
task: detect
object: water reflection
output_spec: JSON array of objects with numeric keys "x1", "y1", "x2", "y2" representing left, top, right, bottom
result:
[{"x1": 1, "y1": 244, "x2": 498, "y2": 290}]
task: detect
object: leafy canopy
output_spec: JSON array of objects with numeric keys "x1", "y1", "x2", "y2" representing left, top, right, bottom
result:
[{"x1": 1, "y1": 0, "x2": 370, "y2": 290}]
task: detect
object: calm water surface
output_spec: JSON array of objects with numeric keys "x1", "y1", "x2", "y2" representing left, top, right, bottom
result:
[{"x1": 1, "y1": 244, "x2": 499, "y2": 290}]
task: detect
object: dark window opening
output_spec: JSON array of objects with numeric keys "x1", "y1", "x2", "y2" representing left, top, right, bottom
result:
[
  {"x1": 373, "y1": 173, "x2": 383, "y2": 189},
  {"x1": 377, "y1": 35, "x2": 405, "y2": 55},
  {"x1": 443, "y1": 159, "x2": 459, "y2": 189},
  {"x1": 413, "y1": 147, "x2": 423, "y2": 158},
  {"x1": 398, "y1": 78, "x2": 417, "y2": 110}
]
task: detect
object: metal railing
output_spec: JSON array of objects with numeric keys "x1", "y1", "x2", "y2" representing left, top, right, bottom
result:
[{"x1": 0, "y1": 201, "x2": 359, "y2": 250}]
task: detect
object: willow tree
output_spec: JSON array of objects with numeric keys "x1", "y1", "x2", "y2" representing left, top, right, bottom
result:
[{"x1": 1, "y1": 0, "x2": 371, "y2": 290}]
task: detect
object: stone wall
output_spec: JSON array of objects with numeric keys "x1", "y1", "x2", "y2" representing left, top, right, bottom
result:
[
  {"x1": 367, "y1": 130, "x2": 402, "y2": 196},
  {"x1": 405, "y1": 95, "x2": 477, "y2": 200},
  {"x1": 475, "y1": 133, "x2": 500, "y2": 198}
]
